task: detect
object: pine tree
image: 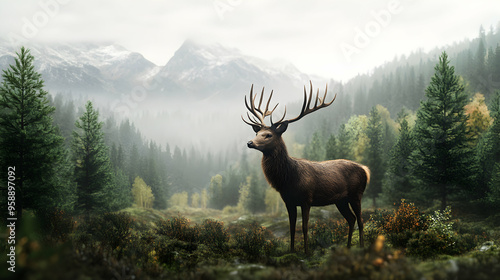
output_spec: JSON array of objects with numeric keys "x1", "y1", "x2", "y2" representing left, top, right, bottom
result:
[
  {"x1": 383, "y1": 110, "x2": 418, "y2": 205},
  {"x1": 209, "y1": 174, "x2": 224, "y2": 209},
  {"x1": 128, "y1": 144, "x2": 140, "y2": 183},
  {"x1": 110, "y1": 168, "x2": 132, "y2": 210},
  {"x1": 487, "y1": 163, "x2": 500, "y2": 208},
  {"x1": 304, "y1": 131, "x2": 325, "y2": 161},
  {"x1": 477, "y1": 91, "x2": 500, "y2": 204},
  {"x1": 337, "y1": 124, "x2": 352, "y2": 160},
  {"x1": 492, "y1": 45, "x2": 500, "y2": 87},
  {"x1": 72, "y1": 101, "x2": 114, "y2": 215},
  {"x1": 246, "y1": 172, "x2": 266, "y2": 213},
  {"x1": 143, "y1": 142, "x2": 167, "y2": 209},
  {"x1": 473, "y1": 28, "x2": 488, "y2": 93},
  {"x1": 325, "y1": 134, "x2": 338, "y2": 160},
  {"x1": 365, "y1": 106, "x2": 385, "y2": 208},
  {"x1": 0, "y1": 47, "x2": 69, "y2": 218},
  {"x1": 413, "y1": 52, "x2": 475, "y2": 209},
  {"x1": 413, "y1": 74, "x2": 426, "y2": 111}
]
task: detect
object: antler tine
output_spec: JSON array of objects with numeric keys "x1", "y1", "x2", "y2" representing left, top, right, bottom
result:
[
  {"x1": 306, "y1": 81, "x2": 313, "y2": 111},
  {"x1": 284, "y1": 81, "x2": 336, "y2": 124},
  {"x1": 314, "y1": 88, "x2": 320, "y2": 108},
  {"x1": 253, "y1": 89, "x2": 277, "y2": 117},
  {"x1": 244, "y1": 85, "x2": 265, "y2": 126},
  {"x1": 270, "y1": 106, "x2": 287, "y2": 126},
  {"x1": 246, "y1": 112, "x2": 260, "y2": 124},
  {"x1": 264, "y1": 90, "x2": 276, "y2": 116},
  {"x1": 243, "y1": 85, "x2": 280, "y2": 127},
  {"x1": 257, "y1": 87, "x2": 264, "y2": 113},
  {"x1": 244, "y1": 84, "x2": 254, "y2": 112},
  {"x1": 243, "y1": 82, "x2": 334, "y2": 128},
  {"x1": 324, "y1": 84, "x2": 337, "y2": 106},
  {"x1": 242, "y1": 116, "x2": 262, "y2": 127}
]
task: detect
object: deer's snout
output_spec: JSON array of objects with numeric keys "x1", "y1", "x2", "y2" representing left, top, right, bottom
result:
[{"x1": 247, "y1": 140, "x2": 255, "y2": 149}]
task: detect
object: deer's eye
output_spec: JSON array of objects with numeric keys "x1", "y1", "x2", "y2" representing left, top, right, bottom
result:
[{"x1": 265, "y1": 134, "x2": 272, "y2": 139}]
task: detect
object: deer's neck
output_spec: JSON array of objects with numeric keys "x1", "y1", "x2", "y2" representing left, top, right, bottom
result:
[{"x1": 261, "y1": 139, "x2": 297, "y2": 191}]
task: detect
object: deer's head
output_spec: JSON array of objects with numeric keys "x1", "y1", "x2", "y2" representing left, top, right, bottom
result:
[{"x1": 243, "y1": 81, "x2": 336, "y2": 154}]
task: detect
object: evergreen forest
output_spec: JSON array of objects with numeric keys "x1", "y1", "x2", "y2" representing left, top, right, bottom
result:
[{"x1": 1, "y1": 26, "x2": 500, "y2": 279}]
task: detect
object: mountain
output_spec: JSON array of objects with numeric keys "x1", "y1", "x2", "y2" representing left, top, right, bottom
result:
[
  {"x1": 154, "y1": 40, "x2": 314, "y2": 102},
  {"x1": 0, "y1": 39, "x2": 320, "y2": 104},
  {"x1": 0, "y1": 41, "x2": 159, "y2": 98}
]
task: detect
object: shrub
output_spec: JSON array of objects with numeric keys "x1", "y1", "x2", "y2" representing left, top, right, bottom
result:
[
  {"x1": 428, "y1": 206, "x2": 454, "y2": 239},
  {"x1": 263, "y1": 239, "x2": 285, "y2": 257},
  {"x1": 77, "y1": 212, "x2": 132, "y2": 250},
  {"x1": 154, "y1": 237, "x2": 178, "y2": 266},
  {"x1": 234, "y1": 222, "x2": 270, "y2": 259},
  {"x1": 383, "y1": 200, "x2": 427, "y2": 234},
  {"x1": 363, "y1": 221, "x2": 384, "y2": 246},
  {"x1": 369, "y1": 209, "x2": 393, "y2": 228},
  {"x1": 364, "y1": 209, "x2": 392, "y2": 246},
  {"x1": 407, "y1": 231, "x2": 450, "y2": 258},
  {"x1": 315, "y1": 247, "x2": 422, "y2": 280},
  {"x1": 376, "y1": 200, "x2": 428, "y2": 248},
  {"x1": 407, "y1": 207, "x2": 469, "y2": 258},
  {"x1": 38, "y1": 208, "x2": 76, "y2": 242},
  {"x1": 122, "y1": 230, "x2": 158, "y2": 265},
  {"x1": 310, "y1": 218, "x2": 347, "y2": 248},
  {"x1": 100, "y1": 212, "x2": 133, "y2": 249},
  {"x1": 199, "y1": 219, "x2": 229, "y2": 252},
  {"x1": 157, "y1": 216, "x2": 199, "y2": 243},
  {"x1": 452, "y1": 233, "x2": 480, "y2": 255}
]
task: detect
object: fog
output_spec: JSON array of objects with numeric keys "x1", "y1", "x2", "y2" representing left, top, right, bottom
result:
[{"x1": 92, "y1": 86, "x2": 307, "y2": 158}]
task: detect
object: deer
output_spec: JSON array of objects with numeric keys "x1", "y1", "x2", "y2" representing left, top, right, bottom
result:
[{"x1": 242, "y1": 81, "x2": 370, "y2": 254}]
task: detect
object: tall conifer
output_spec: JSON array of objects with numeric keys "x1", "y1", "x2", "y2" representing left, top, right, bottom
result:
[
  {"x1": 72, "y1": 101, "x2": 113, "y2": 215},
  {"x1": 365, "y1": 106, "x2": 385, "y2": 207},
  {"x1": 0, "y1": 47, "x2": 68, "y2": 218},
  {"x1": 413, "y1": 52, "x2": 474, "y2": 209}
]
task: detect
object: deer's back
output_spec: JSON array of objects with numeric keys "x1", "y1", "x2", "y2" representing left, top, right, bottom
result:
[{"x1": 292, "y1": 159, "x2": 369, "y2": 206}]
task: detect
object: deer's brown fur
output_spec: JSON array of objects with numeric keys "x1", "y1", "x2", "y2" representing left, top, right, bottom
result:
[{"x1": 244, "y1": 83, "x2": 370, "y2": 254}]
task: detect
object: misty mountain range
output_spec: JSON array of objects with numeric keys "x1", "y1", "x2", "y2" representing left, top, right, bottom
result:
[
  {"x1": 0, "y1": 39, "x2": 321, "y2": 104},
  {"x1": 1, "y1": 27, "x2": 498, "y2": 152}
]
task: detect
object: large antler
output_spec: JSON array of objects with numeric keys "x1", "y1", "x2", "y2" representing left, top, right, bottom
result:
[
  {"x1": 282, "y1": 81, "x2": 336, "y2": 125},
  {"x1": 242, "y1": 81, "x2": 336, "y2": 128},
  {"x1": 242, "y1": 84, "x2": 281, "y2": 127}
]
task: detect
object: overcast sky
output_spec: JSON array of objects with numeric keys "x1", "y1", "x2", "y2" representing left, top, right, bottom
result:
[{"x1": 0, "y1": 0, "x2": 499, "y2": 81}]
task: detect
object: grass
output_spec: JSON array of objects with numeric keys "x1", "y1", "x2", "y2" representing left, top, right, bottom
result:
[{"x1": 2, "y1": 203, "x2": 500, "y2": 279}]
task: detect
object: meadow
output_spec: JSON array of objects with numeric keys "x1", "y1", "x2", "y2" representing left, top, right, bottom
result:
[{"x1": 2, "y1": 200, "x2": 500, "y2": 280}]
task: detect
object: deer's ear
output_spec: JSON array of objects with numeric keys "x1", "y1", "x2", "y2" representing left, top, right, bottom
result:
[
  {"x1": 252, "y1": 125, "x2": 261, "y2": 133},
  {"x1": 273, "y1": 121, "x2": 288, "y2": 135}
]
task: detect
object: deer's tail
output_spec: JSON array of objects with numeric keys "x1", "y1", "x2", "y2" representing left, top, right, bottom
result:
[{"x1": 362, "y1": 165, "x2": 371, "y2": 185}]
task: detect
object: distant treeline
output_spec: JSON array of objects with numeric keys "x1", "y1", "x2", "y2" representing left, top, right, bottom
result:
[{"x1": 1, "y1": 25, "x2": 500, "y2": 219}]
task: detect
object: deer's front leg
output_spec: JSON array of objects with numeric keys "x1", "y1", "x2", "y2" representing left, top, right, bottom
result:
[
  {"x1": 301, "y1": 205, "x2": 311, "y2": 254},
  {"x1": 286, "y1": 204, "x2": 297, "y2": 252}
]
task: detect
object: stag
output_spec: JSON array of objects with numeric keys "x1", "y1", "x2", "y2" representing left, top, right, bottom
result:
[{"x1": 242, "y1": 81, "x2": 370, "y2": 254}]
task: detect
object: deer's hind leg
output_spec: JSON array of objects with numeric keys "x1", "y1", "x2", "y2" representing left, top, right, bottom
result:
[
  {"x1": 336, "y1": 199, "x2": 356, "y2": 248},
  {"x1": 350, "y1": 198, "x2": 364, "y2": 247}
]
